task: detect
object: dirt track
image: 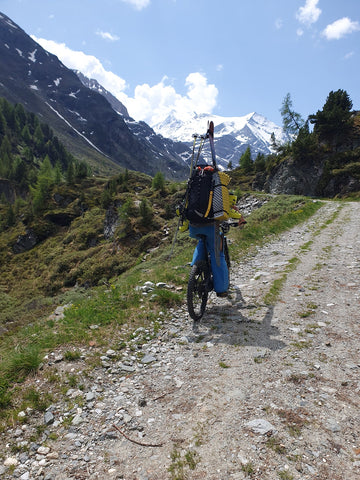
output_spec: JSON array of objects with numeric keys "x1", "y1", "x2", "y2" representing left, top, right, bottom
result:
[
  {"x1": 2, "y1": 201, "x2": 360, "y2": 480},
  {"x1": 108, "y1": 200, "x2": 360, "y2": 480}
]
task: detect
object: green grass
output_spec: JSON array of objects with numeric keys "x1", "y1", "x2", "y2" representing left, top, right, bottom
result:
[
  {"x1": 0, "y1": 192, "x2": 327, "y2": 423},
  {"x1": 231, "y1": 196, "x2": 323, "y2": 257},
  {"x1": 219, "y1": 361, "x2": 230, "y2": 368}
]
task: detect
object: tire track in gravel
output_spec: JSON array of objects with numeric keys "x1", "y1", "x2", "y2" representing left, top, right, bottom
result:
[
  {"x1": 7, "y1": 201, "x2": 358, "y2": 480},
  {"x1": 101, "y1": 200, "x2": 359, "y2": 480}
]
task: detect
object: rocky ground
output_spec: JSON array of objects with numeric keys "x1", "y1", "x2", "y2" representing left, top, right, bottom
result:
[{"x1": 1, "y1": 201, "x2": 360, "y2": 480}]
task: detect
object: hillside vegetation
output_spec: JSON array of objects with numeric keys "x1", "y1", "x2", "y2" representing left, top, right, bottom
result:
[
  {"x1": 232, "y1": 90, "x2": 360, "y2": 198},
  {"x1": 0, "y1": 92, "x2": 351, "y2": 424}
]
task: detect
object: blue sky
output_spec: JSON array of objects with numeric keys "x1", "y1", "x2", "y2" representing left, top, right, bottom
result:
[{"x1": 1, "y1": 0, "x2": 360, "y2": 127}]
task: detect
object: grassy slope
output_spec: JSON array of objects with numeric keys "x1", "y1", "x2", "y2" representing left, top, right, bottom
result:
[{"x1": 0, "y1": 185, "x2": 324, "y2": 420}]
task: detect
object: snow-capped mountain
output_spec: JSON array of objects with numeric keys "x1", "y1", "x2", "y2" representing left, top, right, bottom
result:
[
  {"x1": 153, "y1": 112, "x2": 289, "y2": 168},
  {"x1": 76, "y1": 72, "x2": 192, "y2": 170},
  {"x1": 0, "y1": 12, "x2": 189, "y2": 180},
  {"x1": 0, "y1": 10, "x2": 288, "y2": 178}
]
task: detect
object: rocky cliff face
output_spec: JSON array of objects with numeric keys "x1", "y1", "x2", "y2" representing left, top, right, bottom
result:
[
  {"x1": 255, "y1": 154, "x2": 360, "y2": 198},
  {"x1": 254, "y1": 112, "x2": 360, "y2": 198},
  {"x1": 263, "y1": 159, "x2": 324, "y2": 196}
]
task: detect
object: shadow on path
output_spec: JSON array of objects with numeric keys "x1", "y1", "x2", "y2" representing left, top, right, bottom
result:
[{"x1": 188, "y1": 288, "x2": 286, "y2": 352}]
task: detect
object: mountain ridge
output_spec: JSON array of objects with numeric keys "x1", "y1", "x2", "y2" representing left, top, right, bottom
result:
[
  {"x1": 0, "y1": 11, "x2": 189, "y2": 180},
  {"x1": 152, "y1": 111, "x2": 290, "y2": 168}
]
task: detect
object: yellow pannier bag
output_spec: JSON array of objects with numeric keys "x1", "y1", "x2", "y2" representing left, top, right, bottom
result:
[{"x1": 212, "y1": 171, "x2": 230, "y2": 222}]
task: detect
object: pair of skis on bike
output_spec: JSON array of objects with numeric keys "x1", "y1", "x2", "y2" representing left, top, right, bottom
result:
[{"x1": 184, "y1": 121, "x2": 231, "y2": 321}]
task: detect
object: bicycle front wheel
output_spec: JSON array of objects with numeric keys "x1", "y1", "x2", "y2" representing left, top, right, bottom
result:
[{"x1": 187, "y1": 261, "x2": 209, "y2": 321}]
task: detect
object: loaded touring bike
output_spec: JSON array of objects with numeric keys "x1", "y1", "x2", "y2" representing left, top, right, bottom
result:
[{"x1": 187, "y1": 222, "x2": 232, "y2": 321}]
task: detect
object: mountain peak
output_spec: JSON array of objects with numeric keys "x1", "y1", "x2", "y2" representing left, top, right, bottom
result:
[{"x1": 152, "y1": 111, "x2": 289, "y2": 168}]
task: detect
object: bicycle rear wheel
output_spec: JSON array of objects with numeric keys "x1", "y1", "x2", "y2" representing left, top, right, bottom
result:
[
  {"x1": 223, "y1": 236, "x2": 231, "y2": 287},
  {"x1": 187, "y1": 261, "x2": 209, "y2": 321}
]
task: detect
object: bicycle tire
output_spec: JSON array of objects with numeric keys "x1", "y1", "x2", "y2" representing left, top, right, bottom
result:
[{"x1": 187, "y1": 261, "x2": 209, "y2": 321}]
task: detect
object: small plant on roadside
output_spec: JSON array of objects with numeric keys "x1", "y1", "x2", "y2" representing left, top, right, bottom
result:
[
  {"x1": 168, "y1": 448, "x2": 185, "y2": 480},
  {"x1": 64, "y1": 350, "x2": 81, "y2": 361},
  {"x1": 168, "y1": 446, "x2": 199, "y2": 479},
  {"x1": 219, "y1": 361, "x2": 230, "y2": 369},
  {"x1": 254, "y1": 356, "x2": 264, "y2": 364},
  {"x1": 22, "y1": 387, "x2": 53, "y2": 412},
  {"x1": 66, "y1": 373, "x2": 79, "y2": 388},
  {"x1": 241, "y1": 461, "x2": 255, "y2": 477},
  {"x1": 266, "y1": 435, "x2": 287, "y2": 454},
  {"x1": 184, "y1": 450, "x2": 198, "y2": 470},
  {"x1": 304, "y1": 323, "x2": 320, "y2": 334},
  {"x1": 278, "y1": 470, "x2": 294, "y2": 480}
]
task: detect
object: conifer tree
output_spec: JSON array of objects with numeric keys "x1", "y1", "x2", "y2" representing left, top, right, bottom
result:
[
  {"x1": 31, "y1": 155, "x2": 54, "y2": 215},
  {"x1": 66, "y1": 161, "x2": 75, "y2": 185},
  {"x1": 280, "y1": 93, "x2": 304, "y2": 136},
  {"x1": 309, "y1": 89, "x2": 353, "y2": 148},
  {"x1": 54, "y1": 161, "x2": 62, "y2": 185},
  {"x1": 139, "y1": 198, "x2": 153, "y2": 226},
  {"x1": 4, "y1": 204, "x2": 16, "y2": 227},
  {"x1": 152, "y1": 171, "x2": 165, "y2": 192},
  {"x1": 14, "y1": 103, "x2": 27, "y2": 131},
  {"x1": 254, "y1": 152, "x2": 266, "y2": 172},
  {"x1": 21, "y1": 124, "x2": 32, "y2": 144},
  {"x1": 0, "y1": 136, "x2": 12, "y2": 177},
  {"x1": 34, "y1": 124, "x2": 45, "y2": 151},
  {"x1": 0, "y1": 111, "x2": 6, "y2": 141},
  {"x1": 292, "y1": 122, "x2": 318, "y2": 161},
  {"x1": 239, "y1": 147, "x2": 253, "y2": 174}
]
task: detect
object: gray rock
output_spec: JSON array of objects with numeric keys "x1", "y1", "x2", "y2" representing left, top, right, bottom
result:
[
  {"x1": 123, "y1": 413, "x2": 132, "y2": 423},
  {"x1": 327, "y1": 420, "x2": 341, "y2": 433},
  {"x1": 4, "y1": 457, "x2": 18, "y2": 466},
  {"x1": 19, "y1": 453, "x2": 29, "y2": 464},
  {"x1": 141, "y1": 354, "x2": 156, "y2": 364},
  {"x1": 13, "y1": 229, "x2": 38, "y2": 254},
  {"x1": 104, "y1": 205, "x2": 119, "y2": 240},
  {"x1": 72, "y1": 414, "x2": 84, "y2": 426},
  {"x1": 44, "y1": 411, "x2": 55, "y2": 425},
  {"x1": 118, "y1": 363, "x2": 136, "y2": 373},
  {"x1": 37, "y1": 446, "x2": 50, "y2": 455},
  {"x1": 86, "y1": 392, "x2": 96, "y2": 402},
  {"x1": 245, "y1": 419, "x2": 276, "y2": 435}
]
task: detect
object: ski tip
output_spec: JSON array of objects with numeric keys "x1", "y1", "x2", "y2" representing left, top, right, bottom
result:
[{"x1": 208, "y1": 120, "x2": 214, "y2": 137}]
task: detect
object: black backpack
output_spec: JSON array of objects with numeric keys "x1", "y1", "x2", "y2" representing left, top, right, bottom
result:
[
  {"x1": 180, "y1": 121, "x2": 230, "y2": 225},
  {"x1": 184, "y1": 165, "x2": 216, "y2": 224}
]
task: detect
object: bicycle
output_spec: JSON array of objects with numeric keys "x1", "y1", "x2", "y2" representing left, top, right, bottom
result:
[{"x1": 187, "y1": 222, "x2": 232, "y2": 321}]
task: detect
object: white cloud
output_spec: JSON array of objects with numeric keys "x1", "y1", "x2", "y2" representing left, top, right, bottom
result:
[
  {"x1": 96, "y1": 30, "x2": 120, "y2": 41},
  {"x1": 344, "y1": 51, "x2": 354, "y2": 60},
  {"x1": 32, "y1": 37, "x2": 127, "y2": 96},
  {"x1": 126, "y1": 73, "x2": 218, "y2": 125},
  {"x1": 322, "y1": 17, "x2": 360, "y2": 40},
  {"x1": 216, "y1": 64, "x2": 223, "y2": 72},
  {"x1": 31, "y1": 37, "x2": 218, "y2": 126},
  {"x1": 296, "y1": 0, "x2": 321, "y2": 26},
  {"x1": 275, "y1": 18, "x2": 283, "y2": 30},
  {"x1": 120, "y1": 0, "x2": 150, "y2": 10}
]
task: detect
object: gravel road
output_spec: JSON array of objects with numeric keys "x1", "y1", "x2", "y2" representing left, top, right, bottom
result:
[{"x1": 2, "y1": 201, "x2": 360, "y2": 480}]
